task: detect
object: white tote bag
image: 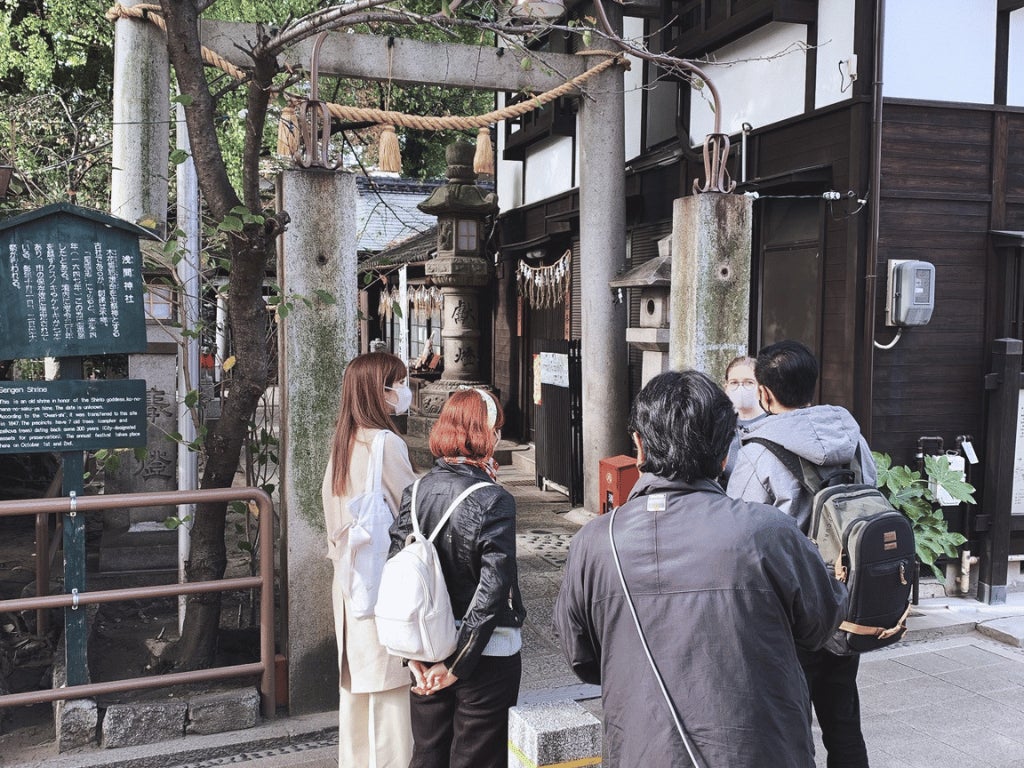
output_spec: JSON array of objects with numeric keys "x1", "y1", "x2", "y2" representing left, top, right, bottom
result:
[{"x1": 336, "y1": 430, "x2": 394, "y2": 619}]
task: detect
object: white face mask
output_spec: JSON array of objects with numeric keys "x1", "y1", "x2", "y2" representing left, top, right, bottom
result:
[
  {"x1": 728, "y1": 387, "x2": 759, "y2": 413},
  {"x1": 386, "y1": 384, "x2": 413, "y2": 415}
]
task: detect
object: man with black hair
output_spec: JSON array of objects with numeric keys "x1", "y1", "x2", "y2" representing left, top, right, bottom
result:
[
  {"x1": 727, "y1": 340, "x2": 876, "y2": 768},
  {"x1": 553, "y1": 370, "x2": 846, "y2": 767}
]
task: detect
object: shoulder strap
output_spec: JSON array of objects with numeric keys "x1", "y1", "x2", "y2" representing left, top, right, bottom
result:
[
  {"x1": 411, "y1": 480, "x2": 492, "y2": 542},
  {"x1": 608, "y1": 507, "x2": 705, "y2": 768},
  {"x1": 745, "y1": 437, "x2": 826, "y2": 495},
  {"x1": 363, "y1": 430, "x2": 389, "y2": 493}
]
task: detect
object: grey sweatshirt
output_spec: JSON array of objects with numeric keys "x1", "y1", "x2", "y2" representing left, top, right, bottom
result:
[{"x1": 725, "y1": 405, "x2": 877, "y2": 534}]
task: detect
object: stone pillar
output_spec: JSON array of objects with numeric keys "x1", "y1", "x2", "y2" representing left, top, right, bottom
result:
[
  {"x1": 577, "y1": 4, "x2": 631, "y2": 513},
  {"x1": 111, "y1": 0, "x2": 169, "y2": 233},
  {"x1": 669, "y1": 194, "x2": 753, "y2": 377},
  {"x1": 99, "y1": 324, "x2": 181, "y2": 572},
  {"x1": 277, "y1": 169, "x2": 358, "y2": 714}
]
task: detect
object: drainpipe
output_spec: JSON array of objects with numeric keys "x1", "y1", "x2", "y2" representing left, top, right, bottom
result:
[{"x1": 861, "y1": 0, "x2": 886, "y2": 442}]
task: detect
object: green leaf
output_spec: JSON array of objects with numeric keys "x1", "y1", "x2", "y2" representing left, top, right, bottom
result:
[
  {"x1": 184, "y1": 389, "x2": 200, "y2": 408},
  {"x1": 923, "y1": 454, "x2": 976, "y2": 504},
  {"x1": 170, "y1": 148, "x2": 191, "y2": 165},
  {"x1": 219, "y1": 215, "x2": 243, "y2": 233},
  {"x1": 313, "y1": 289, "x2": 336, "y2": 305},
  {"x1": 171, "y1": 93, "x2": 194, "y2": 106},
  {"x1": 520, "y1": 58, "x2": 533, "y2": 72}
]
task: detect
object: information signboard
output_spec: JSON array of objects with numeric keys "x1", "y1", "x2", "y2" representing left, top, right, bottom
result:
[
  {"x1": 0, "y1": 379, "x2": 147, "y2": 453},
  {"x1": 0, "y1": 203, "x2": 151, "y2": 359}
]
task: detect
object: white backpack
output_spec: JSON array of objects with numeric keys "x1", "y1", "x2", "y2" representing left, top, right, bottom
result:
[
  {"x1": 335, "y1": 430, "x2": 393, "y2": 619},
  {"x1": 375, "y1": 479, "x2": 490, "y2": 662}
]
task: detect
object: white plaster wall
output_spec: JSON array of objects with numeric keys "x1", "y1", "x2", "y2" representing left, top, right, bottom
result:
[
  {"x1": 815, "y1": 0, "x2": 857, "y2": 109},
  {"x1": 623, "y1": 15, "x2": 644, "y2": 161},
  {"x1": 883, "y1": 0, "x2": 996, "y2": 103},
  {"x1": 524, "y1": 135, "x2": 574, "y2": 205},
  {"x1": 1009, "y1": 8, "x2": 1024, "y2": 107},
  {"x1": 688, "y1": 22, "x2": 807, "y2": 144},
  {"x1": 495, "y1": 92, "x2": 523, "y2": 213}
]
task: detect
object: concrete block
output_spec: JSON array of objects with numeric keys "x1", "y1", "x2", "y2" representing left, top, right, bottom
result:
[
  {"x1": 186, "y1": 687, "x2": 260, "y2": 735},
  {"x1": 55, "y1": 698, "x2": 98, "y2": 752},
  {"x1": 102, "y1": 700, "x2": 186, "y2": 748},
  {"x1": 978, "y1": 617, "x2": 1024, "y2": 647},
  {"x1": 509, "y1": 700, "x2": 602, "y2": 767}
]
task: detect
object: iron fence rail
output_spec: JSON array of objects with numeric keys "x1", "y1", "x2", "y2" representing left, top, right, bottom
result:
[{"x1": 0, "y1": 487, "x2": 276, "y2": 718}]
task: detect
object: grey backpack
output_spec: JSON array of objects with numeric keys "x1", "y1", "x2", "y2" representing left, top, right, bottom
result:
[{"x1": 748, "y1": 439, "x2": 914, "y2": 654}]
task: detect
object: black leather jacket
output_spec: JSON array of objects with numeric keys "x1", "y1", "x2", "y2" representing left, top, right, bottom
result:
[{"x1": 389, "y1": 460, "x2": 525, "y2": 679}]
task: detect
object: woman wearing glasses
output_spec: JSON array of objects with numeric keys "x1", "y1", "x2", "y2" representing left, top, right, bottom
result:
[{"x1": 720, "y1": 355, "x2": 766, "y2": 485}]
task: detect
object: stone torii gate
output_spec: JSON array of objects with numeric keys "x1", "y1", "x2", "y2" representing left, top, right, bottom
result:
[{"x1": 112, "y1": 7, "x2": 630, "y2": 711}]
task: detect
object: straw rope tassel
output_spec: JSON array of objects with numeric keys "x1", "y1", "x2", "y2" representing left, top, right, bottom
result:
[
  {"x1": 277, "y1": 106, "x2": 299, "y2": 158},
  {"x1": 474, "y1": 126, "x2": 495, "y2": 175},
  {"x1": 378, "y1": 125, "x2": 402, "y2": 173}
]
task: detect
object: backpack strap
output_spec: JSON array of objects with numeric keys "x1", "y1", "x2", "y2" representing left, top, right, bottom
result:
[
  {"x1": 608, "y1": 506, "x2": 705, "y2": 768},
  {"x1": 744, "y1": 437, "x2": 824, "y2": 495},
  {"x1": 410, "y1": 479, "x2": 492, "y2": 542},
  {"x1": 363, "y1": 430, "x2": 388, "y2": 494}
]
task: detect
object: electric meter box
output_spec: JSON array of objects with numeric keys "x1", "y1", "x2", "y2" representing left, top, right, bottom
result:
[{"x1": 885, "y1": 259, "x2": 935, "y2": 327}]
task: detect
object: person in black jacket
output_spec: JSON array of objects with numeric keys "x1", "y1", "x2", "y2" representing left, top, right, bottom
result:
[
  {"x1": 553, "y1": 370, "x2": 847, "y2": 767},
  {"x1": 389, "y1": 387, "x2": 525, "y2": 768}
]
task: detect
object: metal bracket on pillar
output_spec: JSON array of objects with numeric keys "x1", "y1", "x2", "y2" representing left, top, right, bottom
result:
[
  {"x1": 294, "y1": 31, "x2": 339, "y2": 170},
  {"x1": 693, "y1": 133, "x2": 737, "y2": 195}
]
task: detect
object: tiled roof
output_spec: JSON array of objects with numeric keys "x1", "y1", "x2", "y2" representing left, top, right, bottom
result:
[{"x1": 356, "y1": 174, "x2": 441, "y2": 254}]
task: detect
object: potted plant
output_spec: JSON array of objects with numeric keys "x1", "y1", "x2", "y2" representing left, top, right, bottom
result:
[{"x1": 872, "y1": 451, "x2": 974, "y2": 581}]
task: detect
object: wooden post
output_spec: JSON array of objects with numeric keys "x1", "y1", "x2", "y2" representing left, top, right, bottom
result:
[
  {"x1": 59, "y1": 356, "x2": 88, "y2": 686},
  {"x1": 977, "y1": 338, "x2": 1023, "y2": 604}
]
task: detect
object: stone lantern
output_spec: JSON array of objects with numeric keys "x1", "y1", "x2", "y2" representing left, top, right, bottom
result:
[
  {"x1": 609, "y1": 235, "x2": 672, "y2": 387},
  {"x1": 415, "y1": 141, "x2": 499, "y2": 416}
]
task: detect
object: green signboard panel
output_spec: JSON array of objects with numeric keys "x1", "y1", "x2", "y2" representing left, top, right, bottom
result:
[
  {"x1": 0, "y1": 379, "x2": 147, "y2": 453},
  {"x1": 0, "y1": 203, "x2": 153, "y2": 359}
]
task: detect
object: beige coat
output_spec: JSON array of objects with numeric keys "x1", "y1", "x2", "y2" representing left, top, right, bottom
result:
[{"x1": 322, "y1": 428, "x2": 417, "y2": 693}]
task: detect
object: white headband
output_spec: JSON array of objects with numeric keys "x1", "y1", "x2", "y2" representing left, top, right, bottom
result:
[{"x1": 461, "y1": 386, "x2": 497, "y2": 429}]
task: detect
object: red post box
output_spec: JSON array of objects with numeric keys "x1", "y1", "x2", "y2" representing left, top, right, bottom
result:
[{"x1": 599, "y1": 455, "x2": 640, "y2": 514}]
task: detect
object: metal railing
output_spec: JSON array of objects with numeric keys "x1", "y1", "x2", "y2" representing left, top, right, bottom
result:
[{"x1": 0, "y1": 487, "x2": 276, "y2": 718}]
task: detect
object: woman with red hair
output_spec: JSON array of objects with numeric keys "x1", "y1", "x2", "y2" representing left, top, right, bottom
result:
[
  {"x1": 322, "y1": 351, "x2": 416, "y2": 768},
  {"x1": 389, "y1": 388, "x2": 525, "y2": 768}
]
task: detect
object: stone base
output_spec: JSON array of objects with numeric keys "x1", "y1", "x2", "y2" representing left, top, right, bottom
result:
[
  {"x1": 509, "y1": 700, "x2": 602, "y2": 767},
  {"x1": 186, "y1": 688, "x2": 260, "y2": 735},
  {"x1": 98, "y1": 527, "x2": 178, "y2": 572},
  {"x1": 102, "y1": 701, "x2": 186, "y2": 748},
  {"x1": 56, "y1": 698, "x2": 98, "y2": 752}
]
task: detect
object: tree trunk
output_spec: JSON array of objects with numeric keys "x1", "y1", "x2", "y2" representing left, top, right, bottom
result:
[{"x1": 160, "y1": 0, "x2": 277, "y2": 670}]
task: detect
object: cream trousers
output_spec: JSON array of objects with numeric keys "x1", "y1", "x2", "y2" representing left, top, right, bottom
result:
[{"x1": 338, "y1": 684, "x2": 413, "y2": 768}]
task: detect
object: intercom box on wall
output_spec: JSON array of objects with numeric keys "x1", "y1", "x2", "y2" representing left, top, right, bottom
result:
[{"x1": 885, "y1": 259, "x2": 935, "y2": 327}]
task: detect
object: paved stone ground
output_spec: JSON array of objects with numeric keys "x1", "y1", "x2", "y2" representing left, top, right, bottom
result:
[{"x1": 8, "y1": 453, "x2": 1024, "y2": 767}]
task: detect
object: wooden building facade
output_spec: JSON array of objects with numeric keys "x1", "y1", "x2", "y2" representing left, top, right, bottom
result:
[{"x1": 494, "y1": 0, "x2": 1024, "y2": 558}]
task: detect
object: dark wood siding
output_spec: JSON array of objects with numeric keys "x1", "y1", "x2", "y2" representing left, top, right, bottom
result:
[
  {"x1": 724, "y1": 105, "x2": 867, "y2": 412},
  {"x1": 870, "y1": 103, "x2": 997, "y2": 464}
]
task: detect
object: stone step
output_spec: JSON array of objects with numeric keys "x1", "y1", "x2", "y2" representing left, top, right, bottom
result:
[
  {"x1": 401, "y1": 434, "x2": 529, "y2": 473},
  {"x1": 510, "y1": 444, "x2": 536, "y2": 476}
]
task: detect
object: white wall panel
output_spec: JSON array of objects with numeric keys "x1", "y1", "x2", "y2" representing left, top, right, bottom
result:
[
  {"x1": 1009, "y1": 8, "x2": 1024, "y2": 107},
  {"x1": 883, "y1": 0, "x2": 996, "y2": 103},
  {"x1": 688, "y1": 22, "x2": 807, "y2": 144},
  {"x1": 523, "y1": 135, "x2": 574, "y2": 205},
  {"x1": 815, "y1": 0, "x2": 857, "y2": 109},
  {"x1": 623, "y1": 15, "x2": 644, "y2": 161},
  {"x1": 495, "y1": 92, "x2": 522, "y2": 212}
]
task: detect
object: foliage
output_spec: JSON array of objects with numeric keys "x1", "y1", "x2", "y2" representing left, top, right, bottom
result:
[{"x1": 873, "y1": 452, "x2": 973, "y2": 581}]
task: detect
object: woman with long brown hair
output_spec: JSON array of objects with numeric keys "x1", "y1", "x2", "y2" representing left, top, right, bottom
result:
[
  {"x1": 321, "y1": 351, "x2": 416, "y2": 767},
  {"x1": 389, "y1": 388, "x2": 525, "y2": 768}
]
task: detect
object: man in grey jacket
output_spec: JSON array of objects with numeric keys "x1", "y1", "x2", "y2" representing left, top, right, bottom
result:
[
  {"x1": 554, "y1": 370, "x2": 847, "y2": 767},
  {"x1": 727, "y1": 340, "x2": 876, "y2": 768}
]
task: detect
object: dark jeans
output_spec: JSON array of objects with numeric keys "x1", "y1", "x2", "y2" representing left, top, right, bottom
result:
[
  {"x1": 409, "y1": 653, "x2": 522, "y2": 768},
  {"x1": 800, "y1": 647, "x2": 868, "y2": 768}
]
